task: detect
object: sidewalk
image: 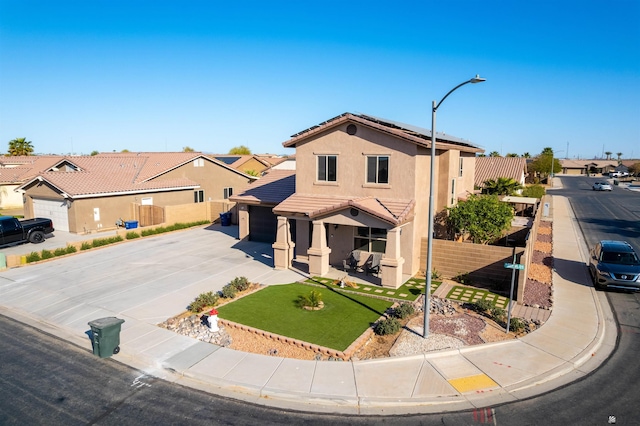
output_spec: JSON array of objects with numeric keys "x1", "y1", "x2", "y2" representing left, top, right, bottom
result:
[{"x1": 0, "y1": 196, "x2": 616, "y2": 415}]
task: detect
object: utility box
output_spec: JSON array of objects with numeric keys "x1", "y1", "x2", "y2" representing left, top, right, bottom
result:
[
  {"x1": 88, "y1": 317, "x2": 125, "y2": 358},
  {"x1": 543, "y1": 202, "x2": 550, "y2": 217}
]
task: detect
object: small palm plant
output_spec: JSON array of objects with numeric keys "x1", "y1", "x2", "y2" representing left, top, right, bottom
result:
[{"x1": 296, "y1": 290, "x2": 323, "y2": 309}]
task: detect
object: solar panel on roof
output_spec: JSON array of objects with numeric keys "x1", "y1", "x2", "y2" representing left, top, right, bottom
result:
[{"x1": 215, "y1": 157, "x2": 240, "y2": 165}]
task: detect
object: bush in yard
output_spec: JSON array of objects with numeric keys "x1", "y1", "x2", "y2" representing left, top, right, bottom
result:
[
  {"x1": 509, "y1": 317, "x2": 526, "y2": 333},
  {"x1": 393, "y1": 302, "x2": 415, "y2": 319},
  {"x1": 468, "y1": 299, "x2": 492, "y2": 313},
  {"x1": 53, "y1": 247, "x2": 67, "y2": 256},
  {"x1": 447, "y1": 194, "x2": 514, "y2": 244},
  {"x1": 65, "y1": 245, "x2": 77, "y2": 254},
  {"x1": 26, "y1": 252, "x2": 41, "y2": 263},
  {"x1": 80, "y1": 242, "x2": 92, "y2": 250},
  {"x1": 490, "y1": 306, "x2": 507, "y2": 323},
  {"x1": 296, "y1": 290, "x2": 323, "y2": 309},
  {"x1": 373, "y1": 317, "x2": 401, "y2": 336},
  {"x1": 221, "y1": 284, "x2": 237, "y2": 299},
  {"x1": 189, "y1": 291, "x2": 219, "y2": 313},
  {"x1": 230, "y1": 276, "x2": 250, "y2": 292},
  {"x1": 126, "y1": 232, "x2": 141, "y2": 239},
  {"x1": 522, "y1": 184, "x2": 546, "y2": 199},
  {"x1": 40, "y1": 249, "x2": 54, "y2": 260}
]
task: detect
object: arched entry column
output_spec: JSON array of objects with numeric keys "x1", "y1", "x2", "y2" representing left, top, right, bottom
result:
[{"x1": 380, "y1": 226, "x2": 405, "y2": 288}]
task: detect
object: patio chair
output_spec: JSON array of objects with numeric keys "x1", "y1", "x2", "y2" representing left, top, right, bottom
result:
[
  {"x1": 343, "y1": 252, "x2": 358, "y2": 272},
  {"x1": 365, "y1": 253, "x2": 382, "y2": 276}
]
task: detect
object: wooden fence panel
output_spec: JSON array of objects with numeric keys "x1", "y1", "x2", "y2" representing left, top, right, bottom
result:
[{"x1": 138, "y1": 205, "x2": 164, "y2": 227}]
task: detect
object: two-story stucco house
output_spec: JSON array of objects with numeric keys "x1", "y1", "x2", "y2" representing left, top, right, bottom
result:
[{"x1": 233, "y1": 113, "x2": 483, "y2": 288}]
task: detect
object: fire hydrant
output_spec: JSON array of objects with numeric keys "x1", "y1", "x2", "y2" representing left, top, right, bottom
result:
[{"x1": 207, "y1": 309, "x2": 219, "y2": 332}]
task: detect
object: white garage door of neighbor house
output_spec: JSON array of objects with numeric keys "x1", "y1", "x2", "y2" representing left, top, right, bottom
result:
[{"x1": 33, "y1": 199, "x2": 69, "y2": 232}]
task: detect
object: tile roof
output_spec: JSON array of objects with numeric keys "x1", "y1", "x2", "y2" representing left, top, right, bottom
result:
[
  {"x1": 16, "y1": 152, "x2": 256, "y2": 198},
  {"x1": 283, "y1": 112, "x2": 483, "y2": 154},
  {"x1": 229, "y1": 169, "x2": 295, "y2": 205},
  {"x1": 273, "y1": 194, "x2": 414, "y2": 226},
  {"x1": 475, "y1": 157, "x2": 527, "y2": 187},
  {"x1": 560, "y1": 159, "x2": 617, "y2": 168}
]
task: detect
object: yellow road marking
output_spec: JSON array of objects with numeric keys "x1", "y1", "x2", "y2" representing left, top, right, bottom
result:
[{"x1": 448, "y1": 374, "x2": 498, "y2": 393}]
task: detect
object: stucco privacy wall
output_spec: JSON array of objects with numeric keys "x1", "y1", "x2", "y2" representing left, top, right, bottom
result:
[
  {"x1": 423, "y1": 239, "x2": 525, "y2": 297},
  {"x1": 164, "y1": 201, "x2": 236, "y2": 225}
]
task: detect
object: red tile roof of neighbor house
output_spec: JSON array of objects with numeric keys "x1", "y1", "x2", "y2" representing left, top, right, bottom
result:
[
  {"x1": 229, "y1": 169, "x2": 295, "y2": 205},
  {"x1": 16, "y1": 152, "x2": 256, "y2": 198},
  {"x1": 475, "y1": 157, "x2": 527, "y2": 188},
  {"x1": 283, "y1": 113, "x2": 483, "y2": 154},
  {"x1": 273, "y1": 194, "x2": 415, "y2": 226}
]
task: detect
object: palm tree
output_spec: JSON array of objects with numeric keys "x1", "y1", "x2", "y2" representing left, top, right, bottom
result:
[
  {"x1": 8, "y1": 137, "x2": 34, "y2": 156},
  {"x1": 489, "y1": 151, "x2": 501, "y2": 157},
  {"x1": 605, "y1": 151, "x2": 612, "y2": 160},
  {"x1": 506, "y1": 153, "x2": 518, "y2": 157},
  {"x1": 482, "y1": 177, "x2": 523, "y2": 196},
  {"x1": 616, "y1": 152, "x2": 623, "y2": 163},
  {"x1": 522, "y1": 152, "x2": 531, "y2": 158}
]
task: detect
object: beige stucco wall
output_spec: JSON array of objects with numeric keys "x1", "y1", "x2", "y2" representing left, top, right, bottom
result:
[
  {"x1": 161, "y1": 159, "x2": 254, "y2": 201},
  {"x1": 0, "y1": 184, "x2": 23, "y2": 209}
]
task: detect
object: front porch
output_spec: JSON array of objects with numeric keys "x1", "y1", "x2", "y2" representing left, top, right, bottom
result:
[{"x1": 291, "y1": 259, "x2": 413, "y2": 288}]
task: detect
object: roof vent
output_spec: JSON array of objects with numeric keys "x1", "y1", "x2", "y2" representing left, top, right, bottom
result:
[{"x1": 346, "y1": 124, "x2": 357, "y2": 135}]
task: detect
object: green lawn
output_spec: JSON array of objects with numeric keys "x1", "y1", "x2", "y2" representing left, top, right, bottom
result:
[{"x1": 216, "y1": 283, "x2": 393, "y2": 351}]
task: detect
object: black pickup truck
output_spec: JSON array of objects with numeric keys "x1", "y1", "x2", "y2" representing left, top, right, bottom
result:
[{"x1": 0, "y1": 216, "x2": 55, "y2": 247}]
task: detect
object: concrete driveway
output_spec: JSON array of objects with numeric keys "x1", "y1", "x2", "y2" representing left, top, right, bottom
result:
[{"x1": 0, "y1": 225, "x2": 307, "y2": 329}]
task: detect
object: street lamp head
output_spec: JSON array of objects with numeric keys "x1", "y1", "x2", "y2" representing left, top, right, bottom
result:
[{"x1": 470, "y1": 74, "x2": 486, "y2": 84}]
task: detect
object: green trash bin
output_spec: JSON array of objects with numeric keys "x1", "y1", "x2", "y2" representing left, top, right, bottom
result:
[{"x1": 88, "y1": 317, "x2": 125, "y2": 358}]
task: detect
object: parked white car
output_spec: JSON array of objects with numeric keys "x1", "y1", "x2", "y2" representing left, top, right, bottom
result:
[{"x1": 593, "y1": 182, "x2": 612, "y2": 191}]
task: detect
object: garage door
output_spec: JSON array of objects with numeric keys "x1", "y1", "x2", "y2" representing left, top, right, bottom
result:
[
  {"x1": 33, "y1": 198, "x2": 69, "y2": 232},
  {"x1": 248, "y1": 206, "x2": 277, "y2": 243}
]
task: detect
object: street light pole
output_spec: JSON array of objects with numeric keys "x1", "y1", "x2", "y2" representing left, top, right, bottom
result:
[{"x1": 424, "y1": 75, "x2": 486, "y2": 338}]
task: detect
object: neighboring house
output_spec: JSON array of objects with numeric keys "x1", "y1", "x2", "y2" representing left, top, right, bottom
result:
[
  {"x1": 16, "y1": 152, "x2": 257, "y2": 233},
  {"x1": 211, "y1": 154, "x2": 280, "y2": 176},
  {"x1": 475, "y1": 157, "x2": 527, "y2": 191},
  {"x1": 0, "y1": 156, "x2": 66, "y2": 209},
  {"x1": 559, "y1": 159, "x2": 617, "y2": 175},
  {"x1": 232, "y1": 112, "x2": 483, "y2": 288}
]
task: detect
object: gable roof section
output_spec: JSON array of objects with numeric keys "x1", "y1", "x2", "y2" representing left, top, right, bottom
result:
[
  {"x1": 17, "y1": 152, "x2": 257, "y2": 198},
  {"x1": 283, "y1": 112, "x2": 483, "y2": 154},
  {"x1": 229, "y1": 169, "x2": 295, "y2": 206},
  {"x1": 273, "y1": 193, "x2": 414, "y2": 226},
  {"x1": 475, "y1": 157, "x2": 527, "y2": 187}
]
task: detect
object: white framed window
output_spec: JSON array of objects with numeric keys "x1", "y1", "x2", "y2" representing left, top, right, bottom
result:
[
  {"x1": 223, "y1": 187, "x2": 233, "y2": 199},
  {"x1": 141, "y1": 197, "x2": 153, "y2": 206},
  {"x1": 193, "y1": 158, "x2": 204, "y2": 167},
  {"x1": 317, "y1": 155, "x2": 337, "y2": 182},
  {"x1": 366, "y1": 155, "x2": 389, "y2": 184},
  {"x1": 459, "y1": 157, "x2": 464, "y2": 177},
  {"x1": 194, "y1": 190, "x2": 204, "y2": 203}
]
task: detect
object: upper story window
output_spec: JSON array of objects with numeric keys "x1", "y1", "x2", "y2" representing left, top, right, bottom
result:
[
  {"x1": 193, "y1": 158, "x2": 204, "y2": 167},
  {"x1": 366, "y1": 156, "x2": 389, "y2": 184},
  {"x1": 459, "y1": 157, "x2": 464, "y2": 177},
  {"x1": 224, "y1": 187, "x2": 233, "y2": 199},
  {"x1": 317, "y1": 155, "x2": 337, "y2": 182}
]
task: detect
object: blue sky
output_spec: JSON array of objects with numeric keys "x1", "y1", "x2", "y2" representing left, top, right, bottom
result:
[{"x1": 1, "y1": 1, "x2": 639, "y2": 159}]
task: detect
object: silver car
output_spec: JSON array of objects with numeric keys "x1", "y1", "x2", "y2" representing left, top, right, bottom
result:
[
  {"x1": 592, "y1": 182, "x2": 612, "y2": 191},
  {"x1": 589, "y1": 240, "x2": 640, "y2": 291}
]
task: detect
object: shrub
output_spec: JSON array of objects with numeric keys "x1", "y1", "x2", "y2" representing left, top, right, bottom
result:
[
  {"x1": 65, "y1": 245, "x2": 77, "y2": 254},
  {"x1": 53, "y1": 247, "x2": 67, "y2": 256},
  {"x1": 26, "y1": 252, "x2": 41, "y2": 263},
  {"x1": 431, "y1": 269, "x2": 441, "y2": 280},
  {"x1": 126, "y1": 232, "x2": 141, "y2": 239},
  {"x1": 189, "y1": 291, "x2": 219, "y2": 313},
  {"x1": 393, "y1": 302, "x2": 415, "y2": 319},
  {"x1": 91, "y1": 236, "x2": 123, "y2": 248},
  {"x1": 230, "y1": 276, "x2": 250, "y2": 292},
  {"x1": 296, "y1": 290, "x2": 323, "y2": 308},
  {"x1": 80, "y1": 242, "x2": 92, "y2": 250},
  {"x1": 522, "y1": 184, "x2": 546, "y2": 199},
  {"x1": 454, "y1": 272, "x2": 472, "y2": 284},
  {"x1": 469, "y1": 299, "x2": 493, "y2": 313},
  {"x1": 221, "y1": 284, "x2": 238, "y2": 299},
  {"x1": 490, "y1": 306, "x2": 507, "y2": 322},
  {"x1": 509, "y1": 317, "x2": 526, "y2": 333},
  {"x1": 40, "y1": 249, "x2": 54, "y2": 260},
  {"x1": 373, "y1": 317, "x2": 401, "y2": 336}
]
